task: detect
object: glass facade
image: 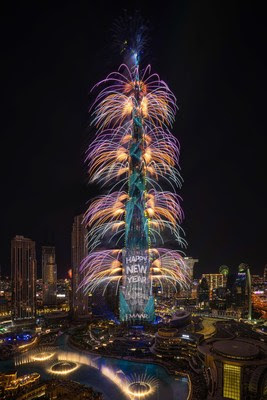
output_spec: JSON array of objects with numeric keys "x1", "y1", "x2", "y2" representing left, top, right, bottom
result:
[{"x1": 223, "y1": 363, "x2": 241, "y2": 400}]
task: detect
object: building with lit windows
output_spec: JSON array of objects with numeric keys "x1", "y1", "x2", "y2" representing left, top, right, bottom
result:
[
  {"x1": 202, "y1": 274, "x2": 225, "y2": 298},
  {"x1": 0, "y1": 371, "x2": 40, "y2": 398},
  {"x1": 42, "y1": 246, "x2": 57, "y2": 306},
  {"x1": 152, "y1": 327, "x2": 203, "y2": 359},
  {"x1": 198, "y1": 337, "x2": 267, "y2": 399},
  {"x1": 11, "y1": 235, "x2": 36, "y2": 320},
  {"x1": 71, "y1": 215, "x2": 89, "y2": 318}
]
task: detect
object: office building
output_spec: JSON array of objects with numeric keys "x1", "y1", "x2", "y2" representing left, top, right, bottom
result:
[
  {"x1": 202, "y1": 273, "x2": 224, "y2": 291},
  {"x1": 11, "y1": 235, "x2": 36, "y2": 320},
  {"x1": 71, "y1": 215, "x2": 88, "y2": 318},
  {"x1": 42, "y1": 246, "x2": 57, "y2": 306},
  {"x1": 202, "y1": 273, "x2": 225, "y2": 300}
]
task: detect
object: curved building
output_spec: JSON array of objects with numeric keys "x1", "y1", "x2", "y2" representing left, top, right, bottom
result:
[
  {"x1": 198, "y1": 337, "x2": 267, "y2": 399},
  {"x1": 153, "y1": 328, "x2": 203, "y2": 359},
  {"x1": 169, "y1": 310, "x2": 191, "y2": 327}
]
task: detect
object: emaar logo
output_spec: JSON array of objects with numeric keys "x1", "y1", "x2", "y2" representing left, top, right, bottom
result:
[{"x1": 126, "y1": 313, "x2": 148, "y2": 320}]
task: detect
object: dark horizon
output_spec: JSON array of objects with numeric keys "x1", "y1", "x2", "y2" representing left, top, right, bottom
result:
[{"x1": 1, "y1": 1, "x2": 266, "y2": 278}]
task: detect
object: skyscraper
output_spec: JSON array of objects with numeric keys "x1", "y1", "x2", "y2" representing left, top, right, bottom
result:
[
  {"x1": 71, "y1": 215, "x2": 88, "y2": 318},
  {"x1": 42, "y1": 246, "x2": 57, "y2": 306},
  {"x1": 202, "y1": 273, "x2": 225, "y2": 292},
  {"x1": 11, "y1": 235, "x2": 36, "y2": 320}
]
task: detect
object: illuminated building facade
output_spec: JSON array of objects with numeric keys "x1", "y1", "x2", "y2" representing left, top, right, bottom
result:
[
  {"x1": 153, "y1": 328, "x2": 202, "y2": 359},
  {"x1": 11, "y1": 235, "x2": 36, "y2": 320},
  {"x1": 42, "y1": 246, "x2": 57, "y2": 306},
  {"x1": 202, "y1": 273, "x2": 225, "y2": 300},
  {"x1": 225, "y1": 264, "x2": 252, "y2": 319},
  {"x1": 71, "y1": 215, "x2": 88, "y2": 318},
  {"x1": 0, "y1": 371, "x2": 40, "y2": 398},
  {"x1": 202, "y1": 274, "x2": 224, "y2": 291},
  {"x1": 198, "y1": 337, "x2": 267, "y2": 400}
]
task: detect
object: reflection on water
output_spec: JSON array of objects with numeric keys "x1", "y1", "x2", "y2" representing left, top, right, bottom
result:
[{"x1": 0, "y1": 335, "x2": 189, "y2": 400}]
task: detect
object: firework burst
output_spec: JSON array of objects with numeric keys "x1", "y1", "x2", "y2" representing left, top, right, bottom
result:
[{"x1": 80, "y1": 25, "x2": 190, "y2": 320}]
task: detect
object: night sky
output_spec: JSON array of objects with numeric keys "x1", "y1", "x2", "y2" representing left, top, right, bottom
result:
[{"x1": 1, "y1": 1, "x2": 266, "y2": 278}]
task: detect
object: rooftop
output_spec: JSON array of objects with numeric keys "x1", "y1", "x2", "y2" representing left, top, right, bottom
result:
[{"x1": 212, "y1": 339, "x2": 259, "y2": 360}]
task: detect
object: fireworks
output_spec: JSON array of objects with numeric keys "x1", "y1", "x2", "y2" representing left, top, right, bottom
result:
[{"x1": 80, "y1": 27, "x2": 190, "y2": 320}]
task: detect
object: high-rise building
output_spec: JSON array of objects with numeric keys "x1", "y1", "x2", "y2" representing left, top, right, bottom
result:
[
  {"x1": 226, "y1": 264, "x2": 252, "y2": 320},
  {"x1": 11, "y1": 235, "x2": 36, "y2": 320},
  {"x1": 71, "y1": 215, "x2": 88, "y2": 318},
  {"x1": 42, "y1": 246, "x2": 57, "y2": 306},
  {"x1": 202, "y1": 273, "x2": 225, "y2": 299}
]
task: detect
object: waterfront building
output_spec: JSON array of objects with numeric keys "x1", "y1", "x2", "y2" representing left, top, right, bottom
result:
[
  {"x1": 153, "y1": 327, "x2": 203, "y2": 359},
  {"x1": 11, "y1": 235, "x2": 36, "y2": 320},
  {"x1": 0, "y1": 371, "x2": 40, "y2": 398},
  {"x1": 46, "y1": 379, "x2": 103, "y2": 400},
  {"x1": 71, "y1": 215, "x2": 89, "y2": 318},
  {"x1": 42, "y1": 246, "x2": 57, "y2": 306},
  {"x1": 198, "y1": 336, "x2": 267, "y2": 399}
]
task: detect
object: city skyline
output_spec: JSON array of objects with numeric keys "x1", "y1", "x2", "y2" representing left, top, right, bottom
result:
[
  {"x1": 0, "y1": 5, "x2": 266, "y2": 400},
  {"x1": 1, "y1": 2, "x2": 266, "y2": 278}
]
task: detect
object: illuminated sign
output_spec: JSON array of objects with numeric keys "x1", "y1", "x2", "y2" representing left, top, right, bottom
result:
[
  {"x1": 120, "y1": 249, "x2": 154, "y2": 322},
  {"x1": 182, "y1": 334, "x2": 190, "y2": 339}
]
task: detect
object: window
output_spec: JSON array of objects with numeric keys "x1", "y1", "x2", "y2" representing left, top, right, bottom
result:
[{"x1": 223, "y1": 363, "x2": 241, "y2": 400}]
